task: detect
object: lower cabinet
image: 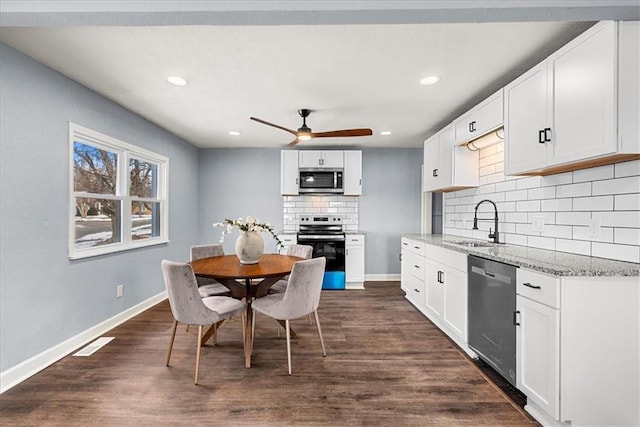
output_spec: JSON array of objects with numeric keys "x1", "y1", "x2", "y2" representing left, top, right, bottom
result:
[
  {"x1": 277, "y1": 234, "x2": 297, "y2": 254},
  {"x1": 516, "y1": 268, "x2": 639, "y2": 426},
  {"x1": 345, "y1": 234, "x2": 365, "y2": 289},
  {"x1": 401, "y1": 237, "x2": 471, "y2": 354}
]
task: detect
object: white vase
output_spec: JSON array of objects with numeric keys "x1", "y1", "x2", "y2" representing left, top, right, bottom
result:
[{"x1": 235, "y1": 231, "x2": 264, "y2": 264}]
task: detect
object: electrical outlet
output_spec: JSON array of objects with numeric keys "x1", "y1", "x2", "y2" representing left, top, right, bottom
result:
[
  {"x1": 116, "y1": 284, "x2": 124, "y2": 298},
  {"x1": 532, "y1": 215, "x2": 545, "y2": 232}
]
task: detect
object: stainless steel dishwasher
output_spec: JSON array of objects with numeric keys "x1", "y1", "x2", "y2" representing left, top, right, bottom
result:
[{"x1": 468, "y1": 255, "x2": 518, "y2": 387}]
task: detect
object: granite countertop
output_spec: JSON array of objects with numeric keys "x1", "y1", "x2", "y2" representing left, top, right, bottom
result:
[{"x1": 403, "y1": 234, "x2": 640, "y2": 277}]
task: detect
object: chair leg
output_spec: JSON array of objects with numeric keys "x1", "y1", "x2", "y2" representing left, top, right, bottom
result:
[
  {"x1": 314, "y1": 311, "x2": 327, "y2": 357},
  {"x1": 166, "y1": 319, "x2": 179, "y2": 366},
  {"x1": 212, "y1": 323, "x2": 217, "y2": 345},
  {"x1": 285, "y1": 319, "x2": 292, "y2": 375},
  {"x1": 252, "y1": 310, "x2": 256, "y2": 348},
  {"x1": 195, "y1": 325, "x2": 203, "y2": 385},
  {"x1": 308, "y1": 313, "x2": 313, "y2": 325}
]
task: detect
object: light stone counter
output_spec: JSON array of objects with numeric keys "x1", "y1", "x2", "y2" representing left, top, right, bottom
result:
[{"x1": 403, "y1": 234, "x2": 639, "y2": 277}]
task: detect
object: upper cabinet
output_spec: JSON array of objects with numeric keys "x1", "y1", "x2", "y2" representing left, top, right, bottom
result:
[
  {"x1": 454, "y1": 89, "x2": 504, "y2": 145},
  {"x1": 424, "y1": 124, "x2": 479, "y2": 192},
  {"x1": 298, "y1": 150, "x2": 344, "y2": 168},
  {"x1": 505, "y1": 21, "x2": 640, "y2": 176},
  {"x1": 343, "y1": 150, "x2": 362, "y2": 196},
  {"x1": 280, "y1": 150, "x2": 362, "y2": 196},
  {"x1": 281, "y1": 150, "x2": 299, "y2": 195}
]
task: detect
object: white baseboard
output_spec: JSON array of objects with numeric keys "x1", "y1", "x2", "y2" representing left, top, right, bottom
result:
[
  {"x1": 365, "y1": 274, "x2": 400, "y2": 281},
  {"x1": 0, "y1": 291, "x2": 167, "y2": 394}
]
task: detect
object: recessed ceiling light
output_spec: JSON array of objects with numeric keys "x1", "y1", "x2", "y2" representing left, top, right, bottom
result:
[
  {"x1": 380, "y1": 131, "x2": 392, "y2": 136},
  {"x1": 167, "y1": 76, "x2": 187, "y2": 86},
  {"x1": 420, "y1": 76, "x2": 440, "y2": 86},
  {"x1": 228, "y1": 131, "x2": 241, "y2": 136}
]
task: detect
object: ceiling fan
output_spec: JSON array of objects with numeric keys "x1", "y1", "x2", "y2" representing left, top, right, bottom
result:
[{"x1": 250, "y1": 109, "x2": 373, "y2": 147}]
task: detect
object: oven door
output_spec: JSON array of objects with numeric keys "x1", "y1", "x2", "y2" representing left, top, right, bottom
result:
[{"x1": 296, "y1": 235, "x2": 345, "y2": 272}]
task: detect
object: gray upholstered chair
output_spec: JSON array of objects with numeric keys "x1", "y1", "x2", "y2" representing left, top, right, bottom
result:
[
  {"x1": 252, "y1": 257, "x2": 327, "y2": 375},
  {"x1": 269, "y1": 244, "x2": 315, "y2": 327},
  {"x1": 161, "y1": 259, "x2": 246, "y2": 385},
  {"x1": 190, "y1": 244, "x2": 231, "y2": 297}
]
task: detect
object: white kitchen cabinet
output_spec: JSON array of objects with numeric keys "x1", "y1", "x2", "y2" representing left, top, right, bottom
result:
[
  {"x1": 516, "y1": 269, "x2": 560, "y2": 421},
  {"x1": 423, "y1": 124, "x2": 478, "y2": 192},
  {"x1": 280, "y1": 150, "x2": 299, "y2": 195},
  {"x1": 277, "y1": 234, "x2": 297, "y2": 254},
  {"x1": 515, "y1": 268, "x2": 639, "y2": 426},
  {"x1": 505, "y1": 21, "x2": 640, "y2": 176},
  {"x1": 298, "y1": 150, "x2": 344, "y2": 168},
  {"x1": 454, "y1": 89, "x2": 504, "y2": 145},
  {"x1": 343, "y1": 150, "x2": 362, "y2": 195},
  {"x1": 345, "y1": 234, "x2": 365, "y2": 289},
  {"x1": 424, "y1": 258, "x2": 443, "y2": 318},
  {"x1": 400, "y1": 238, "x2": 427, "y2": 309}
]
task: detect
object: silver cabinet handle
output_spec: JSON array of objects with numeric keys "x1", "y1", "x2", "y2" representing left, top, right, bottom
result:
[{"x1": 523, "y1": 282, "x2": 541, "y2": 289}]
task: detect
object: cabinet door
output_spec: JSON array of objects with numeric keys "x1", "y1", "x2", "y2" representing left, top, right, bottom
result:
[
  {"x1": 474, "y1": 89, "x2": 503, "y2": 136},
  {"x1": 400, "y1": 249, "x2": 411, "y2": 293},
  {"x1": 298, "y1": 150, "x2": 323, "y2": 168},
  {"x1": 442, "y1": 266, "x2": 467, "y2": 342},
  {"x1": 437, "y1": 125, "x2": 454, "y2": 189},
  {"x1": 343, "y1": 150, "x2": 362, "y2": 195},
  {"x1": 281, "y1": 150, "x2": 299, "y2": 195},
  {"x1": 423, "y1": 134, "x2": 440, "y2": 192},
  {"x1": 425, "y1": 259, "x2": 444, "y2": 319},
  {"x1": 517, "y1": 295, "x2": 560, "y2": 420},
  {"x1": 504, "y1": 61, "x2": 551, "y2": 175},
  {"x1": 345, "y1": 243, "x2": 365, "y2": 284},
  {"x1": 549, "y1": 21, "x2": 617, "y2": 166},
  {"x1": 321, "y1": 151, "x2": 344, "y2": 168},
  {"x1": 454, "y1": 111, "x2": 475, "y2": 145}
]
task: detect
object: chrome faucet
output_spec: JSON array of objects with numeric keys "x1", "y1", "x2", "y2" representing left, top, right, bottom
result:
[{"x1": 472, "y1": 199, "x2": 500, "y2": 243}]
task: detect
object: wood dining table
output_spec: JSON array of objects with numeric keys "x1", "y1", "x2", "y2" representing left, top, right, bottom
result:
[{"x1": 190, "y1": 253, "x2": 303, "y2": 368}]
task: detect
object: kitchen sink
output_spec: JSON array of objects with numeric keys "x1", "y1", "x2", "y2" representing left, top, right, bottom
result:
[{"x1": 448, "y1": 240, "x2": 496, "y2": 248}]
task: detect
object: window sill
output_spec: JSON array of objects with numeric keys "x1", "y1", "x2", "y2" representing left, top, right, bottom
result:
[{"x1": 69, "y1": 238, "x2": 169, "y2": 260}]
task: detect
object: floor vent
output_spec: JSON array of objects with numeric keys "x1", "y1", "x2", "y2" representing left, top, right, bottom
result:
[{"x1": 73, "y1": 337, "x2": 115, "y2": 357}]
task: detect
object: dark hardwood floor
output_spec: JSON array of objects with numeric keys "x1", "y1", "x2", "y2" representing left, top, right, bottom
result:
[{"x1": 0, "y1": 282, "x2": 537, "y2": 426}]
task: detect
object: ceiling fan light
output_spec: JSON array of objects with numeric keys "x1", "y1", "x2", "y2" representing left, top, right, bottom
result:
[{"x1": 298, "y1": 134, "x2": 312, "y2": 141}]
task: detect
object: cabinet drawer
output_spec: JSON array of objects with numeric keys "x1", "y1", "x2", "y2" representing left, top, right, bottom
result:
[
  {"x1": 409, "y1": 277, "x2": 426, "y2": 301},
  {"x1": 427, "y1": 244, "x2": 467, "y2": 271},
  {"x1": 346, "y1": 235, "x2": 365, "y2": 245},
  {"x1": 517, "y1": 269, "x2": 560, "y2": 309},
  {"x1": 401, "y1": 238, "x2": 426, "y2": 256},
  {"x1": 411, "y1": 256, "x2": 426, "y2": 278}
]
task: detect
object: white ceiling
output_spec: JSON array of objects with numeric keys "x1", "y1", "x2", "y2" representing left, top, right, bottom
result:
[{"x1": 0, "y1": 2, "x2": 636, "y2": 149}]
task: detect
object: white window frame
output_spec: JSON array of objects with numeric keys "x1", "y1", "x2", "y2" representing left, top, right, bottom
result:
[{"x1": 68, "y1": 123, "x2": 169, "y2": 259}]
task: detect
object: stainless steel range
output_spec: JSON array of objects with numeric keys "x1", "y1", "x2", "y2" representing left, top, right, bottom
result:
[{"x1": 297, "y1": 215, "x2": 345, "y2": 289}]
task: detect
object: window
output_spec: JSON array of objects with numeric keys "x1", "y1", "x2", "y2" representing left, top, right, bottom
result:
[{"x1": 69, "y1": 123, "x2": 168, "y2": 259}]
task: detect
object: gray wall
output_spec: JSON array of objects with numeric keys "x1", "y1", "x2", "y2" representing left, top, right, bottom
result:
[
  {"x1": 360, "y1": 148, "x2": 423, "y2": 274},
  {"x1": 196, "y1": 148, "x2": 424, "y2": 275},
  {"x1": 0, "y1": 44, "x2": 200, "y2": 372},
  {"x1": 197, "y1": 148, "x2": 284, "y2": 254}
]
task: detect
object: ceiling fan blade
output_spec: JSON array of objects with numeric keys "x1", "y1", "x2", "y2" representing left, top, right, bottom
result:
[
  {"x1": 250, "y1": 117, "x2": 298, "y2": 136},
  {"x1": 286, "y1": 138, "x2": 300, "y2": 147},
  {"x1": 310, "y1": 128, "x2": 373, "y2": 138}
]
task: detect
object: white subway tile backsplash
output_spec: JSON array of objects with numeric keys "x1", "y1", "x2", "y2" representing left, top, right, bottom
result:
[
  {"x1": 527, "y1": 186, "x2": 556, "y2": 200},
  {"x1": 528, "y1": 236, "x2": 556, "y2": 250},
  {"x1": 572, "y1": 195, "x2": 614, "y2": 212},
  {"x1": 516, "y1": 200, "x2": 541, "y2": 212},
  {"x1": 541, "y1": 172, "x2": 572, "y2": 187},
  {"x1": 592, "y1": 176, "x2": 640, "y2": 196},
  {"x1": 542, "y1": 198, "x2": 572, "y2": 212},
  {"x1": 556, "y1": 211, "x2": 591, "y2": 226},
  {"x1": 614, "y1": 228, "x2": 640, "y2": 246},
  {"x1": 442, "y1": 148, "x2": 638, "y2": 263},
  {"x1": 555, "y1": 238, "x2": 591, "y2": 256},
  {"x1": 505, "y1": 189, "x2": 528, "y2": 201},
  {"x1": 614, "y1": 160, "x2": 640, "y2": 178},
  {"x1": 592, "y1": 211, "x2": 640, "y2": 228},
  {"x1": 614, "y1": 193, "x2": 640, "y2": 211},
  {"x1": 516, "y1": 176, "x2": 542, "y2": 190},
  {"x1": 556, "y1": 182, "x2": 591, "y2": 198},
  {"x1": 591, "y1": 242, "x2": 639, "y2": 263},
  {"x1": 572, "y1": 164, "x2": 614, "y2": 183}
]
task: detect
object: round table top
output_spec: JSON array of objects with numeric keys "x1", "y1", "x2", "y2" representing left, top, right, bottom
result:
[{"x1": 190, "y1": 253, "x2": 303, "y2": 279}]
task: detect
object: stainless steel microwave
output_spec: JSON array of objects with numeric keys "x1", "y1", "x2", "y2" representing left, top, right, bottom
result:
[{"x1": 299, "y1": 169, "x2": 343, "y2": 194}]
